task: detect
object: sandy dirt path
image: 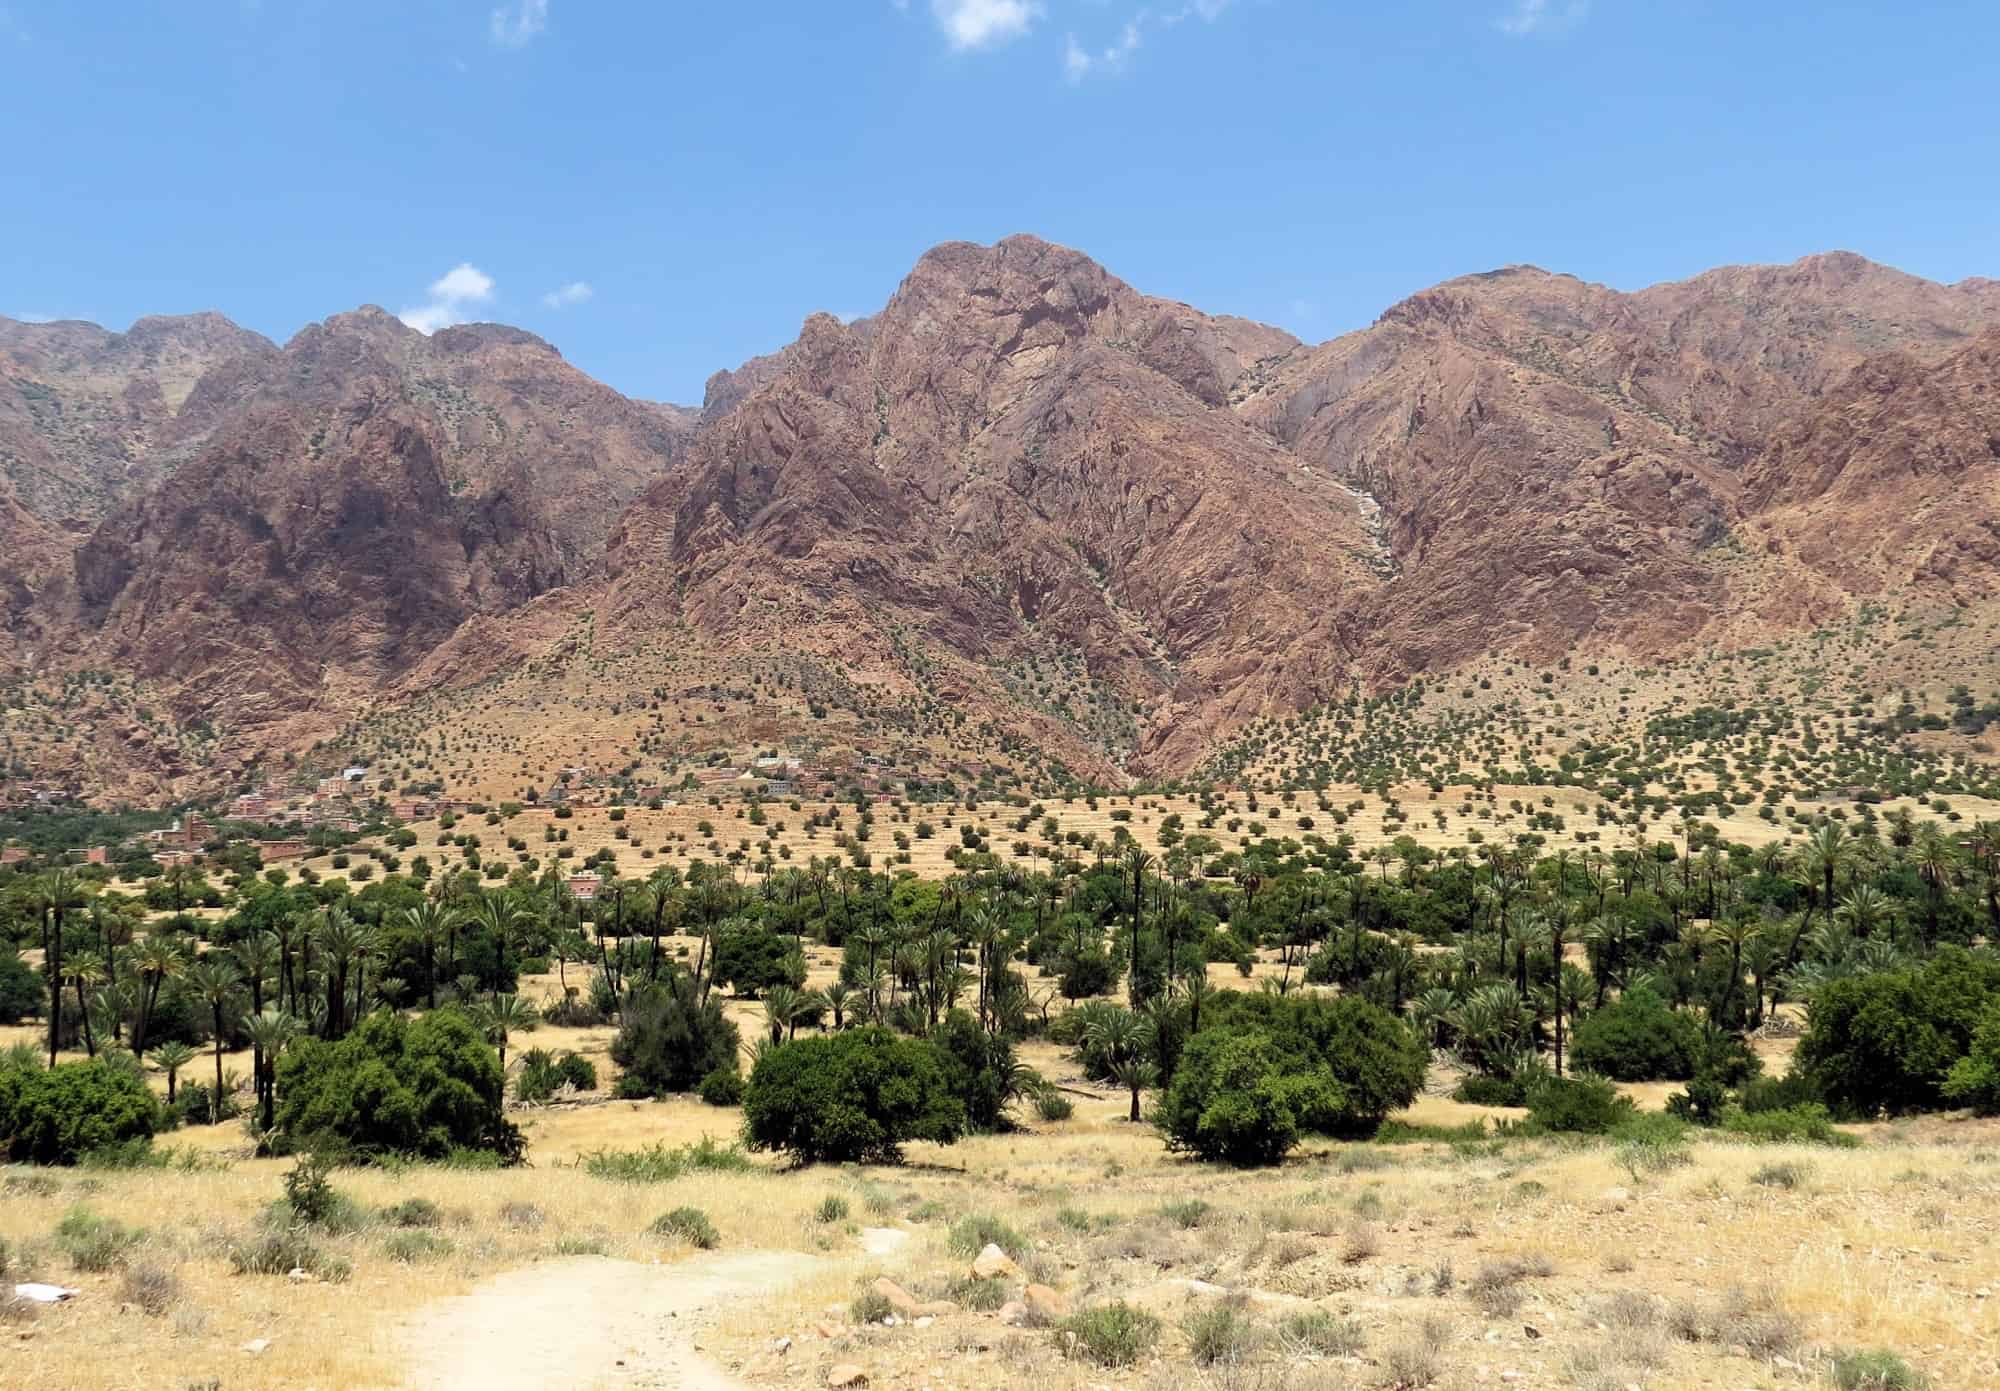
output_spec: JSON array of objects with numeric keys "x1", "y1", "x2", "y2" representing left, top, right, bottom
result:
[{"x1": 392, "y1": 1250, "x2": 815, "y2": 1390}]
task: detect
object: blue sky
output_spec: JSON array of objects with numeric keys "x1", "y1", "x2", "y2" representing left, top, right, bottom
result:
[{"x1": 3, "y1": 1, "x2": 1996, "y2": 403}]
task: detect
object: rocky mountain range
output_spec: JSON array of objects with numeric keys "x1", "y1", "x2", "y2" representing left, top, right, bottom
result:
[{"x1": 3, "y1": 236, "x2": 1998, "y2": 799}]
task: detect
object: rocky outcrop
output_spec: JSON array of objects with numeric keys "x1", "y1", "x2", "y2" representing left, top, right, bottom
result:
[
  {"x1": 1743, "y1": 329, "x2": 2000, "y2": 602},
  {"x1": 10, "y1": 240, "x2": 2000, "y2": 798},
  {"x1": 54, "y1": 307, "x2": 691, "y2": 732},
  {"x1": 603, "y1": 235, "x2": 1376, "y2": 777}
]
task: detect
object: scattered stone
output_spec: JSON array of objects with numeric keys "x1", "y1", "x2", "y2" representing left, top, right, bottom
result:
[
  {"x1": 914, "y1": 1316, "x2": 935, "y2": 1329},
  {"x1": 872, "y1": 1277, "x2": 921, "y2": 1315},
  {"x1": 286, "y1": 1267, "x2": 310, "y2": 1284},
  {"x1": 814, "y1": 1320, "x2": 845, "y2": 1339},
  {"x1": 971, "y1": 1243, "x2": 1022, "y2": 1281},
  {"x1": 769, "y1": 1335, "x2": 791, "y2": 1355},
  {"x1": 1599, "y1": 1188, "x2": 1632, "y2": 1211},
  {"x1": 240, "y1": 1339, "x2": 271, "y2": 1356},
  {"x1": 827, "y1": 1364, "x2": 869, "y2": 1389},
  {"x1": 998, "y1": 1300, "x2": 1029, "y2": 1327},
  {"x1": 1024, "y1": 1284, "x2": 1070, "y2": 1320}
]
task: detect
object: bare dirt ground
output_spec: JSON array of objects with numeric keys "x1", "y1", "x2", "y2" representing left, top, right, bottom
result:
[{"x1": 392, "y1": 1250, "x2": 814, "y2": 1391}]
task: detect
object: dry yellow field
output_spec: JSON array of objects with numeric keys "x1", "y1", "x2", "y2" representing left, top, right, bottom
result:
[
  {"x1": 340, "y1": 784, "x2": 2000, "y2": 892},
  {"x1": 4, "y1": 1090, "x2": 1997, "y2": 1390}
]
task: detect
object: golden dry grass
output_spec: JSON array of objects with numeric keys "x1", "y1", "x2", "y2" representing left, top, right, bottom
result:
[{"x1": 7, "y1": 1094, "x2": 1996, "y2": 1390}]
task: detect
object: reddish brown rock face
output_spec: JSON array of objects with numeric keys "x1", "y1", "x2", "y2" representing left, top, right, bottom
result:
[
  {"x1": 6, "y1": 238, "x2": 2000, "y2": 798},
  {"x1": 601, "y1": 236, "x2": 1378, "y2": 779}
]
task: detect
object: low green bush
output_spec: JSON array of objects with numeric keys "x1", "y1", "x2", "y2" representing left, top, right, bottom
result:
[
  {"x1": 228, "y1": 1225, "x2": 351, "y2": 1282},
  {"x1": 1526, "y1": 1075, "x2": 1634, "y2": 1134},
  {"x1": 1184, "y1": 1302, "x2": 1258, "y2": 1366},
  {"x1": 1282, "y1": 1308, "x2": 1365, "y2": 1356},
  {"x1": 579, "y1": 1138, "x2": 753, "y2": 1182},
  {"x1": 947, "y1": 1275, "x2": 1009, "y2": 1311},
  {"x1": 1055, "y1": 1301, "x2": 1161, "y2": 1368},
  {"x1": 697, "y1": 1065, "x2": 744, "y2": 1107},
  {"x1": 948, "y1": 1213, "x2": 1028, "y2": 1258},
  {"x1": 383, "y1": 1230, "x2": 454, "y2": 1263},
  {"x1": 380, "y1": 1197, "x2": 444, "y2": 1229},
  {"x1": 1719, "y1": 1103, "x2": 1858, "y2": 1147},
  {"x1": 850, "y1": 1288, "x2": 895, "y2": 1324},
  {"x1": 650, "y1": 1206, "x2": 719, "y2": 1249},
  {"x1": 1453, "y1": 1074, "x2": 1528, "y2": 1107},
  {"x1": 513, "y1": 1048, "x2": 597, "y2": 1103},
  {"x1": 53, "y1": 1205, "x2": 143, "y2": 1272},
  {"x1": 1829, "y1": 1348, "x2": 1929, "y2": 1390}
]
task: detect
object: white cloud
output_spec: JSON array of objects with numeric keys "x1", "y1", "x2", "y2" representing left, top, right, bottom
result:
[
  {"x1": 1063, "y1": 19, "x2": 1141, "y2": 83},
  {"x1": 399, "y1": 262, "x2": 496, "y2": 334},
  {"x1": 1162, "y1": 0, "x2": 1233, "y2": 22},
  {"x1": 431, "y1": 264, "x2": 494, "y2": 303},
  {"x1": 1496, "y1": 0, "x2": 1590, "y2": 36},
  {"x1": 932, "y1": 0, "x2": 1040, "y2": 51},
  {"x1": 541, "y1": 280, "x2": 593, "y2": 309},
  {"x1": 11, "y1": 312, "x2": 60, "y2": 324},
  {"x1": 488, "y1": 0, "x2": 548, "y2": 48}
]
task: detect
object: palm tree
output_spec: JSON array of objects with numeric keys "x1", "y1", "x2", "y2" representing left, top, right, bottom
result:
[
  {"x1": 1411, "y1": 987, "x2": 1458, "y2": 1049},
  {"x1": 37, "y1": 867, "x2": 84, "y2": 1065},
  {"x1": 64, "y1": 950, "x2": 107, "y2": 1058},
  {"x1": 468, "y1": 891, "x2": 531, "y2": 982},
  {"x1": 401, "y1": 900, "x2": 458, "y2": 1008},
  {"x1": 311, "y1": 909, "x2": 370, "y2": 1039},
  {"x1": 762, "y1": 984, "x2": 803, "y2": 1046},
  {"x1": 1709, "y1": 917, "x2": 1756, "y2": 1030},
  {"x1": 89, "y1": 901, "x2": 135, "y2": 1037},
  {"x1": 1122, "y1": 847, "x2": 1153, "y2": 1008},
  {"x1": 1083, "y1": 1006, "x2": 1155, "y2": 1123},
  {"x1": 151, "y1": 1040, "x2": 197, "y2": 1104},
  {"x1": 243, "y1": 1008, "x2": 297, "y2": 1132},
  {"x1": 131, "y1": 933, "x2": 187, "y2": 1054},
  {"x1": 234, "y1": 931, "x2": 281, "y2": 1017},
  {"x1": 1793, "y1": 822, "x2": 1848, "y2": 964},
  {"x1": 1833, "y1": 885, "x2": 1893, "y2": 942},
  {"x1": 482, "y1": 993, "x2": 538, "y2": 1074},
  {"x1": 1911, "y1": 823, "x2": 1958, "y2": 945},
  {"x1": 822, "y1": 981, "x2": 853, "y2": 1031},
  {"x1": 183, "y1": 956, "x2": 243, "y2": 1123}
]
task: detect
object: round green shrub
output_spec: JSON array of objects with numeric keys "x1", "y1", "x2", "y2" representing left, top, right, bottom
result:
[
  {"x1": 1570, "y1": 990, "x2": 1702, "y2": 1082},
  {"x1": 610, "y1": 975, "x2": 741, "y2": 1098},
  {"x1": 743, "y1": 1027, "x2": 966, "y2": 1164},
  {"x1": 698, "y1": 1065, "x2": 745, "y2": 1107},
  {"x1": 0, "y1": 1057, "x2": 159, "y2": 1165},
  {"x1": 1157, "y1": 1028, "x2": 1346, "y2": 1165},
  {"x1": 273, "y1": 1007, "x2": 522, "y2": 1162}
]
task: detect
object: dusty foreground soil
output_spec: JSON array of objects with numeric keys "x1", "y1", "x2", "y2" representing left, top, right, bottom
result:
[{"x1": 393, "y1": 1251, "x2": 813, "y2": 1391}]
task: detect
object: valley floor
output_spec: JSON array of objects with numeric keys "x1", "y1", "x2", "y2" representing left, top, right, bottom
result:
[{"x1": 3, "y1": 1090, "x2": 1996, "y2": 1391}]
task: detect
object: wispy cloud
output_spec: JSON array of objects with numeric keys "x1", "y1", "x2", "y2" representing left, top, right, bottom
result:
[
  {"x1": 488, "y1": 0, "x2": 548, "y2": 49},
  {"x1": 930, "y1": 0, "x2": 1041, "y2": 51},
  {"x1": 1063, "y1": 1, "x2": 1234, "y2": 82},
  {"x1": 541, "y1": 281, "x2": 593, "y2": 310},
  {"x1": 10, "y1": 312, "x2": 61, "y2": 324},
  {"x1": 1063, "y1": 19, "x2": 1141, "y2": 83},
  {"x1": 399, "y1": 263, "x2": 496, "y2": 334},
  {"x1": 1495, "y1": 0, "x2": 1590, "y2": 37}
]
